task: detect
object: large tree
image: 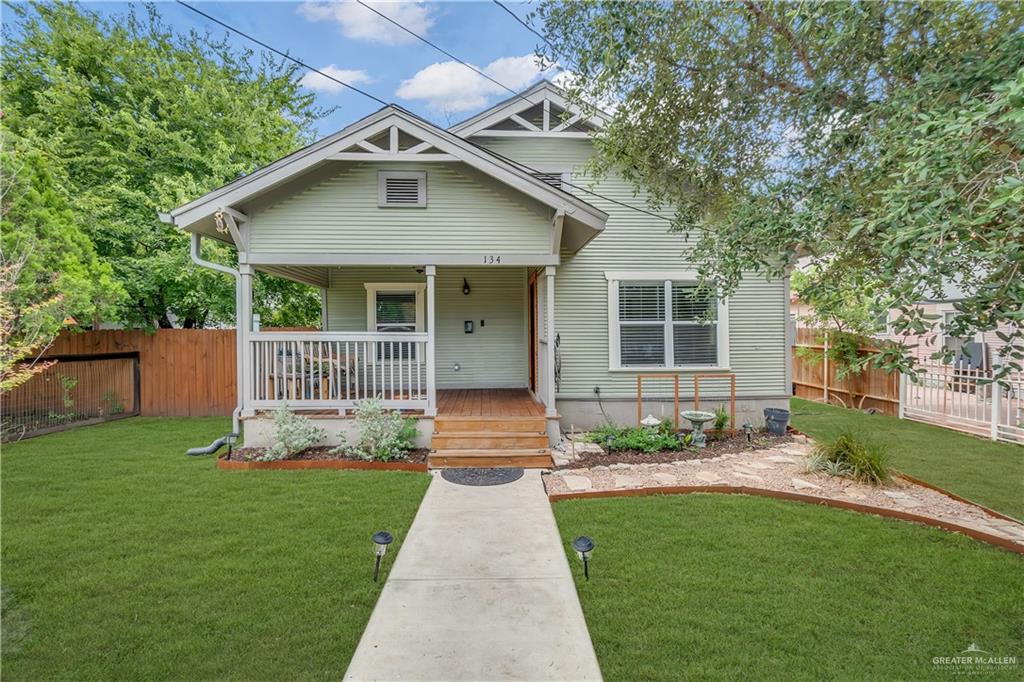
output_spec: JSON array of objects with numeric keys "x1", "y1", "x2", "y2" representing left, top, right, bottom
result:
[
  {"x1": 537, "y1": 1, "x2": 1024, "y2": 376},
  {"x1": 2, "y1": 1, "x2": 327, "y2": 328}
]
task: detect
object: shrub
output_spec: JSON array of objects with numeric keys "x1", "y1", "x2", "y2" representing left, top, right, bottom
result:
[
  {"x1": 713, "y1": 404, "x2": 730, "y2": 432},
  {"x1": 338, "y1": 399, "x2": 418, "y2": 462},
  {"x1": 257, "y1": 403, "x2": 325, "y2": 462},
  {"x1": 808, "y1": 429, "x2": 891, "y2": 484},
  {"x1": 588, "y1": 423, "x2": 684, "y2": 453}
]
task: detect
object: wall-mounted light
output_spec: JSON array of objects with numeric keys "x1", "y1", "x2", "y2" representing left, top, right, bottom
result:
[
  {"x1": 372, "y1": 530, "x2": 393, "y2": 582},
  {"x1": 572, "y1": 536, "x2": 595, "y2": 580},
  {"x1": 462, "y1": 278, "x2": 471, "y2": 295}
]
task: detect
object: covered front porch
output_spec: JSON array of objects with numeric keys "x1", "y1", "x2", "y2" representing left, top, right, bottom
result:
[{"x1": 239, "y1": 263, "x2": 559, "y2": 423}]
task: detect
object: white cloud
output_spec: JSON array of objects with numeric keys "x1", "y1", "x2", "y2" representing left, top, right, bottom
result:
[
  {"x1": 298, "y1": 1, "x2": 434, "y2": 46},
  {"x1": 396, "y1": 54, "x2": 555, "y2": 112},
  {"x1": 299, "y1": 65, "x2": 373, "y2": 94}
]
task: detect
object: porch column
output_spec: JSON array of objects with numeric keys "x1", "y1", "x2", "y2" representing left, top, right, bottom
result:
[
  {"x1": 239, "y1": 263, "x2": 254, "y2": 415},
  {"x1": 544, "y1": 265, "x2": 557, "y2": 417},
  {"x1": 425, "y1": 265, "x2": 437, "y2": 416}
]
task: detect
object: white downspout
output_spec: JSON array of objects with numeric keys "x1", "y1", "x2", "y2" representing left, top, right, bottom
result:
[{"x1": 190, "y1": 233, "x2": 243, "y2": 436}]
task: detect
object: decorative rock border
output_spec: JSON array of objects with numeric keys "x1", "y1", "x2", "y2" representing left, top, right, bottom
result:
[
  {"x1": 548, "y1": 485, "x2": 1024, "y2": 554},
  {"x1": 217, "y1": 456, "x2": 427, "y2": 472}
]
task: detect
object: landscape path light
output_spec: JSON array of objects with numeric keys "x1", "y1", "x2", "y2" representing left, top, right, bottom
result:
[
  {"x1": 372, "y1": 530, "x2": 393, "y2": 582},
  {"x1": 572, "y1": 535, "x2": 595, "y2": 580}
]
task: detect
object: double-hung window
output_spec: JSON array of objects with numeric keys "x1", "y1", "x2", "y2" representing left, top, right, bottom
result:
[
  {"x1": 607, "y1": 273, "x2": 728, "y2": 370},
  {"x1": 365, "y1": 283, "x2": 425, "y2": 360}
]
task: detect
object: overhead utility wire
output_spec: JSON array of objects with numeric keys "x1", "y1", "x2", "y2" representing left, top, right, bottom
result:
[
  {"x1": 174, "y1": 0, "x2": 673, "y2": 224},
  {"x1": 491, "y1": 0, "x2": 565, "y2": 65},
  {"x1": 175, "y1": 0, "x2": 388, "y2": 106}
]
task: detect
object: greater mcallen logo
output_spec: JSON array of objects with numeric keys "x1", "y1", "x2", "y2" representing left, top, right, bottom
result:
[{"x1": 932, "y1": 643, "x2": 1018, "y2": 675}]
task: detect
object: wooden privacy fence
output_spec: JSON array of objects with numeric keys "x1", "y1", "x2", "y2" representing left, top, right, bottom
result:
[
  {"x1": 791, "y1": 327, "x2": 900, "y2": 416},
  {"x1": 43, "y1": 329, "x2": 237, "y2": 417}
]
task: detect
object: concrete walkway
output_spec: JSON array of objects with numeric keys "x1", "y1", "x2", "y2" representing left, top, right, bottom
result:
[{"x1": 344, "y1": 470, "x2": 602, "y2": 681}]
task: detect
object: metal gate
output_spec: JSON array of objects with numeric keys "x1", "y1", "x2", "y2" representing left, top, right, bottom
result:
[
  {"x1": 2, "y1": 353, "x2": 141, "y2": 441},
  {"x1": 900, "y1": 364, "x2": 1024, "y2": 444}
]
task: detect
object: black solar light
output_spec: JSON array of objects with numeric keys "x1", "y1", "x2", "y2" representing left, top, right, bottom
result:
[
  {"x1": 372, "y1": 531, "x2": 393, "y2": 582},
  {"x1": 224, "y1": 433, "x2": 238, "y2": 459},
  {"x1": 742, "y1": 423, "x2": 753, "y2": 445},
  {"x1": 572, "y1": 536, "x2": 595, "y2": 580}
]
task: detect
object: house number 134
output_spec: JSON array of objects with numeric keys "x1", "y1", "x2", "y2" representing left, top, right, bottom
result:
[{"x1": 482, "y1": 255, "x2": 501, "y2": 264}]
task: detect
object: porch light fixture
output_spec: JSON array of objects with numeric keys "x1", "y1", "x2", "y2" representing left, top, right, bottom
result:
[
  {"x1": 372, "y1": 530, "x2": 394, "y2": 582},
  {"x1": 572, "y1": 536, "x2": 595, "y2": 580},
  {"x1": 462, "y1": 278, "x2": 471, "y2": 295}
]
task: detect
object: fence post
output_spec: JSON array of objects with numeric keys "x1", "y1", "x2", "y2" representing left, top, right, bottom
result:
[
  {"x1": 898, "y1": 372, "x2": 907, "y2": 420},
  {"x1": 990, "y1": 380, "x2": 1001, "y2": 441}
]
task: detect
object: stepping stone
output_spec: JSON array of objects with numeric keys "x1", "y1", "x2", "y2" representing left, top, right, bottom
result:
[
  {"x1": 695, "y1": 472, "x2": 729, "y2": 485},
  {"x1": 683, "y1": 459, "x2": 702, "y2": 465},
  {"x1": 882, "y1": 491, "x2": 912, "y2": 500},
  {"x1": 842, "y1": 489, "x2": 867, "y2": 500},
  {"x1": 746, "y1": 462, "x2": 773, "y2": 470},
  {"x1": 562, "y1": 475, "x2": 593, "y2": 492},
  {"x1": 732, "y1": 472, "x2": 764, "y2": 483},
  {"x1": 591, "y1": 465, "x2": 609, "y2": 472},
  {"x1": 986, "y1": 521, "x2": 1024, "y2": 540},
  {"x1": 791, "y1": 478, "x2": 821, "y2": 491},
  {"x1": 732, "y1": 465, "x2": 762, "y2": 476},
  {"x1": 766, "y1": 455, "x2": 797, "y2": 463},
  {"x1": 609, "y1": 463, "x2": 631, "y2": 470},
  {"x1": 613, "y1": 475, "x2": 639, "y2": 489},
  {"x1": 652, "y1": 472, "x2": 678, "y2": 486},
  {"x1": 889, "y1": 496, "x2": 924, "y2": 509}
]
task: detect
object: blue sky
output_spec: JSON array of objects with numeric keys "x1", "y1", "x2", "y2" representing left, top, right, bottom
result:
[{"x1": 84, "y1": 1, "x2": 553, "y2": 137}]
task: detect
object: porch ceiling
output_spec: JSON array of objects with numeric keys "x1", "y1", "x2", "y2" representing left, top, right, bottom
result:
[{"x1": 256, "y1": 265, "x2": 329, "y2": 289}]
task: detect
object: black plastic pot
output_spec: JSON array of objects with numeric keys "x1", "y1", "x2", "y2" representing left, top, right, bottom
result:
[{"x1": 763, "y1": 408, "x2": 790, "y2": 436}]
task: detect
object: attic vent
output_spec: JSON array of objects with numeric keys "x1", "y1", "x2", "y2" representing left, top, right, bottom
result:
[
  {"x1": 531, "y1": 172, "x2": 564, "y2": 189},
  {"x1": 378, "y1": 171, "x2": 426, "y2": 207}
]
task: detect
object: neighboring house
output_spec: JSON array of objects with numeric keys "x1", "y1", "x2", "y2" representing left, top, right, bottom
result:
[{"x1": 160, "y1": 81, "x2": 791, "y2": 466}]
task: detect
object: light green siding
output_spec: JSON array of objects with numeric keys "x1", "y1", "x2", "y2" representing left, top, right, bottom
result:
[
  {"x1": 475, "y1": 135, "x2": 789, "y2": 400},
  {"x1": 325, "y1": 266, "x2": 527, "y2": 389},
  {"x1": 248, "y1": 161, "x2": 552, "y2": 254}
]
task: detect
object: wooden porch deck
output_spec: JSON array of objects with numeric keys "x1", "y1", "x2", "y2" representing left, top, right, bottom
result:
[{"x1": 436, "y1": 388, "x2": 544, "y2": 418}]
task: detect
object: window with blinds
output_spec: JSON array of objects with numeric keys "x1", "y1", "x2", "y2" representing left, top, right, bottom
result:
[
  {"x1": 378, "y1": 171, "x2": 426, "y2": 207},
  {"x1": 616, "y1": 280, "x2": 719, "y2": 368},
  {"x1": 372, "y1": 289, "x2": 421, "y2": 359}
]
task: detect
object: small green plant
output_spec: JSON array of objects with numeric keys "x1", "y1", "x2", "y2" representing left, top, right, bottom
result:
[
  {"x1": 59, "y1": 375, "x2": 78, "y2": 409},
  {"x1": 101, "y1": 390, "x2": 125, "y2": 415},
  {"x1": 588, "y1": 423, "x2": 684, "y2": 453},
  {"x1": 713, "y1": 404, "x2": 730, "y2": 432},
  {"x1": 257, "y1": 403, "x2": 325, "y2": 462},
  {"x1": 808, "y1": 429, "x2": 891, "y2": 484},
  {"x1": 335, "y1": 399, "x2": 418, "y2": 462}
]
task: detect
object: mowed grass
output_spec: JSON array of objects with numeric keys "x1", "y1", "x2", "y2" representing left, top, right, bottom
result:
[
  {"x1": 790, "y1": 398, "x2": 1024, "y2": 519},
  {"x1": 1, "y1": 417, "x2": 430, "y2": 680},
  {"x1": 555, "y1": 494, "x2": 1023, "y2": 682}
]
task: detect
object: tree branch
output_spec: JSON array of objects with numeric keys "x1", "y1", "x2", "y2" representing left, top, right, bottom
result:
[{"x1": 742, "y1": 1, "x2": 816, "y2": 81}]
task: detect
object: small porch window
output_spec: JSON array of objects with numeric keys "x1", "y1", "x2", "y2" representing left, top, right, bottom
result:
[{"x1": 365, "y1": 283, "x2": 426, "y2": 360}]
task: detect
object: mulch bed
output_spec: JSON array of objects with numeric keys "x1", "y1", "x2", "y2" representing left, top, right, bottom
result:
[
  {"x1": 228, "y1": 447, "x2": 429, "y2": 464},
  {"x1": 557, "y1": 432, "x2": 793, "y2": 470}
]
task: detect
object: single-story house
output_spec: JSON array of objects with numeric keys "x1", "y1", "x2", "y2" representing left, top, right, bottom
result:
[{"x1": 160, "y1": 81, "x2": 792, "y2": 467}]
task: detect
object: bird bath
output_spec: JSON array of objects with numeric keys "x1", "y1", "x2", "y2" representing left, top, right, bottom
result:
[{"x1": 681, "y1": 410, "x2": 716, "y2": 448}]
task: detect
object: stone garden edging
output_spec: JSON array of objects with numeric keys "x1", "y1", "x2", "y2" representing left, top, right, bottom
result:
[
  {"x1": 548, "y1": 484, "x2": 1024, "y2": 554},
  {"x1": 217, "y1": 456, "x2": 428, "y2": 472}
]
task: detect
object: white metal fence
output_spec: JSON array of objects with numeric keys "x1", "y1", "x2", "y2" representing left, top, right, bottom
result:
[
  {"x1": 899, "y1": 364, "x2": 1024, "y2": 444},
  {"x1": 247, "y1": 332, "x2": 429, "y2": 411}
]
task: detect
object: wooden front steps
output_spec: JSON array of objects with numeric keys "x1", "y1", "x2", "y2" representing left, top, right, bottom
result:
[{"x1": 429, "y1": 415, "x2": 552, "y2": 469}]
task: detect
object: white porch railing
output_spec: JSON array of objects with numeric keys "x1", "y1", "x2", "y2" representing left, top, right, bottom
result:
[
  {"x1": 900, "y1": 364, "x2": 1024, "y2": 444},
  {"x1": 247, "y1": 332, "x2": 429, "y2": 411}
]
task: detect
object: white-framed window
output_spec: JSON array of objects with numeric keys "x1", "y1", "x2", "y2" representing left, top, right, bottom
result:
[
  {"x1": 378, "y1": 170, "x2": 426, "y2": 207},
  {"x1": 606, "y1": 271, "x2": 729, "y2": 370},
  {"x1": 365, "y1": 283, "x2": 425, "y2": 359}
]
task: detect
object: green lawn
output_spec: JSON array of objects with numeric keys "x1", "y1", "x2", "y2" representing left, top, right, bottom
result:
[
  {"x1": 1, "y1": 417, "x2": 430, "y2": 680},
  {"x1": 790, "y1": 398, "x2": 1024, "y2": 519},
  {"x1": 555, "y1": 495, "x2": 1023, "y2": 682}
]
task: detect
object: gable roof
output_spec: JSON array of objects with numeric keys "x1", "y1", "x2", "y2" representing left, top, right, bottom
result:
[
  {"x1": 449, "y1": 80, "x2": 611, "y2": 138},
  {"x1": 161, "y1": 103, "x2": 607, "y2": 243}
]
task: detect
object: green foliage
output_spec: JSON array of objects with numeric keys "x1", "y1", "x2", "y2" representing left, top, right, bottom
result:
[
  {"x1": 713, "y1": 404, "x2": 730, "y2": 432},
  {"x1": 257, "y1": 403, "x2": 325, "y2": 462},
  {"x1": 809, "y1": 429, "x2": 891, "y2": 485},
  {"x1": 588, "y1": 423, "x2": 684, "y2": 453},
  {"x1": 537, "y1": 1, "x2": 1024, "y2": 377},
  {"x1": 336, "y1": 399, "x2": 418, "y2": 462},
  {"x1": 2, "y1": 1, "x2": 328, "y2": 328}
]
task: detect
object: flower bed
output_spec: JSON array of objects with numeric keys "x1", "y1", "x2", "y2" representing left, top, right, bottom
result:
[{"x1": 219, "y1": 447, "x2": 429, "y2": 472}]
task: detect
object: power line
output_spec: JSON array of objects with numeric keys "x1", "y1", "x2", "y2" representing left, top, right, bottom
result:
[
  {"x1": 175, "y1": 0, "x2": 673, "y2": 224},
  {"x1": 353, "y1": 0, "x2": 541, "y2": 109},
  {"x1": 491, "y1": 0, "x2": 565, "y2": 66},
  {"x1": 175, "y1": 0, "x2": 388, "y2": 107}
]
